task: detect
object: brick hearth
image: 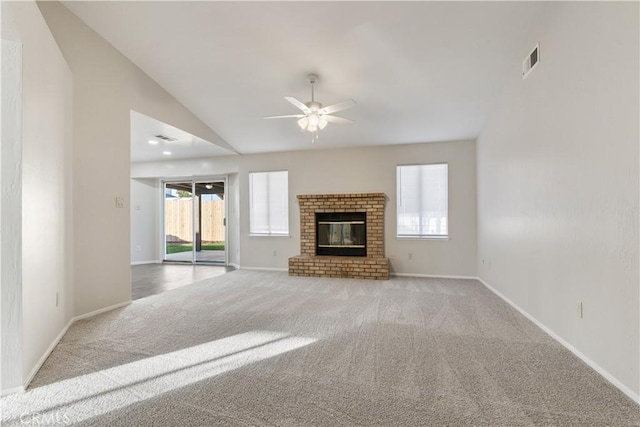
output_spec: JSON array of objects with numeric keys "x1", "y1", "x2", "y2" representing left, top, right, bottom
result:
[{"x1": 289, "y1": 193, "x2": 390, "y2": 280}]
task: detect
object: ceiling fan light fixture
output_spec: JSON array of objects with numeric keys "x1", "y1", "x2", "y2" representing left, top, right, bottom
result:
[
  {"x1": 308, "y1": 114, "x2": 320, "y2": 127},
  {"x1": 297, "y1": 117, "x2": 309, "y2": 130},
  {"x1": 265, "y1": 74, "x2": 356, "y2": 143},
  {"x1": 318, "y1": 116, "x2": 328, "y2": 130}
]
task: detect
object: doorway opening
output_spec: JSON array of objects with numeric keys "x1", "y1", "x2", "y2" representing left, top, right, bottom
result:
[{"x1": 163, "y1": 179, "x2": 227, "y2": 265}]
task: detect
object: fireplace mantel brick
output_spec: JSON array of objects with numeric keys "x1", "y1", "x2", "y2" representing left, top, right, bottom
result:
[{"x1": 289, "y1": 193, "x2": 389, "y2": 280}]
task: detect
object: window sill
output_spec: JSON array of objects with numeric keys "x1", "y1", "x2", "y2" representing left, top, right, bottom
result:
[
  {"x1": 397, "y1": 236, "x2": 450, "y2": 241},
  {"x1": 250, "y1": 234, "x2": 291, "y2": 238}
]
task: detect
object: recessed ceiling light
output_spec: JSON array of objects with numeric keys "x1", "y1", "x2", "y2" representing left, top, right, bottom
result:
[
  {"x1": 205, "y1": 184, "x2": 213, "y2": 190},
  {"x1": 162, "y1": 151, "x2": 171, "y2": 155},
  {"x1": 148, "y1": 139, "x2": 158, "y2": 145}
]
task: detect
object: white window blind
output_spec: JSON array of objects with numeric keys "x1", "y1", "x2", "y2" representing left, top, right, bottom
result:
[
  {"x1": 397, "y1": 164, "x2": 448, "y2": 237},
  {"x1": 249, "y1": 171, "x2": 289, "y2": 236}
]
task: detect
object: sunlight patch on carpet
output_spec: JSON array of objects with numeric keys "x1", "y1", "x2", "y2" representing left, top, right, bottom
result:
[{"x1": 1, "y1": 331, "x2": 316, "y2": 425}]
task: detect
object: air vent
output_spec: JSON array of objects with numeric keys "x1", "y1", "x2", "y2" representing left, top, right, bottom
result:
[
  {"x1": 154, "y1": 134, "x2": 178, "y2": 142},
  {"x1": 522, "y1": 43, "x2": 540, "y2": 80}
]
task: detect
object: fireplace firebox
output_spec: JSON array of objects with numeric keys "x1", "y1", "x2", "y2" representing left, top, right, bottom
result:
[{"x1": 316, "y1": 212, "x2": 366, "y2": 257}]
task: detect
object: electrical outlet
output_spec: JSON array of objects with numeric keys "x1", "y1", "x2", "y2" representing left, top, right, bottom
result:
[
  {"x1": 115, "y1": 196, "x2": 125, "y2": 208},
  {"x1": 576, "y1": 301, "x2": 583, "y2": 318},
  {"x1": 408, "y1": 252, "x2": 413, "y2": 261}
]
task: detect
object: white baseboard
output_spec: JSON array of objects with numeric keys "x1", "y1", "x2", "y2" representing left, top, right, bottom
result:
[
  {"x1": 477, "y1": 276, "x2": 639, "y2": 404},
  {"x1": 239, "y1": 266, "x2": 288, "y2": 272},
  {"x1": 391, "y1": 273, "x2": 477, "y2": 280},
  {"x1": 73, "y1": 300, "x2": 131, "y2": 321},
  {"x1": 22, "y1": 318, "x2": 74, "y2": 389},
  {"x1": 240, "y1": 269, "x2": 477, "y2": 279},
  {"x1": 16, "y1": 300, "x2": 132, "y2": 394},
  {"x1": 131, "y1": 260, "x2": 161, "y2": 266},
  {"x1": 1, "y1": 385, "x2": 25, "y2": 397},
  {"x1": 238, "y1": 269, "x2": 477, "y2": 279},
  {"x1": 228, "y1": 263, "x2": 240, "y2": 269}
]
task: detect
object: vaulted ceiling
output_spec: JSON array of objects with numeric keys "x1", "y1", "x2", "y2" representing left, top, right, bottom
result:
[{"x1": 63, "y1": 1, "x2": 543, "y2": 155}]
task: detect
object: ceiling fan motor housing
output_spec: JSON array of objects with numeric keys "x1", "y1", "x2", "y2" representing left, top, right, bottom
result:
[{"x1": 306, "y1": 101, "x2": 322, "y2": 111}]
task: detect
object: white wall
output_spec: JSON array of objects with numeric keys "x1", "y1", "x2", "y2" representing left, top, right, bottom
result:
[
  {"x1": 132, "y1": 140, "x2": 477, "y2": 277},
  {"x1": 477, "y1": 2, "x2": 639, "y2": 398},
  {"x1": 1, "y1": 38, "x2": 24, "y2": 394},
  {"x1": 130, "y1": 178, "x2": 159, "y2": 264},
  {"x1": 1, "y1": 0, "x2": 74, "y2": 391},
  {"x1": 37, "y1": 1, "x2": 232, "y2": 316}
]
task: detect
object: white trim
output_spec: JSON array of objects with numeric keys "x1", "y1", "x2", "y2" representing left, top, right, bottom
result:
[
  {"x1": 22, "y1": 318, "x2": 74, "y2": 389},
  {"x1": 1, "y1": 385, "x2": 25, "y2": 397},
  {"x1": 240, "y1": 266, "x2": 288, "y2": 272},
  {"x1": 396, "y1": 236, "x2": 451, "y2": 241},
  {"x1": 130, "y1": 260, "x2": 161, "y2": 266},
  {"x1": 228, "y1": 263, "x2": 240, "y2": 269},
  {"x1": 73, "y1": 301, "x2": 131, "y2": 322},
  {"x1": 17, "y1": 300, "x2": 133, "y2": 393},
  {"x1": 477, "y1": 276, "x2": 639, "y2": 404},
  {"x1": 391, "y1": 273, "x2": 477, "y2": 280}
]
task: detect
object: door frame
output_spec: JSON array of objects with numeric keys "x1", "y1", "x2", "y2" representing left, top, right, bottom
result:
[
  {"x1": 161, "y1": 175, "x2": 228, "y2": 265},
  {"x1": 193, "y1": 176, "x2": 228, "y2": 266}
]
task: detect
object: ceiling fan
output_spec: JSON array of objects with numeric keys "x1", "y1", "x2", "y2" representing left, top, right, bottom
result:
[{"x1": 264, "y1": 74, "x2": 356, "y2": 143}]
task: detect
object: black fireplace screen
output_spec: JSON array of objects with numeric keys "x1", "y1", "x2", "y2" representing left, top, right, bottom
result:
[{"x1": 316, "y1": 212, "x2": 366, "y2": 256}]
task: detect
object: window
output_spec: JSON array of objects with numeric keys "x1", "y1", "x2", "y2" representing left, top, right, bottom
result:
[
  {"x1": 249, "y1": 170, "x2": 289, "y2": 236},
  {"x1": 397, "y1": 164, "x2": 448, "y2": 237}
]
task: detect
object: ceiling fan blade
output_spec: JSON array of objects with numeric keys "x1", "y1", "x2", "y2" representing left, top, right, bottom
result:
[
  {"x1": 320, "y1": 99, "x2": 356, "y2": 115},
  {"x1": 264, "y1": 114, "x2": 306, "y2": 119},
  {"x1": 324, "y1": 115, "x2": 354, "y2": 125},
  {"x1": 284, "y1": 96, "x2": 310, "y2": 113}
]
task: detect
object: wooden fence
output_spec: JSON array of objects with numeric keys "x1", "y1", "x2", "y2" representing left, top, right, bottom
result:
[{"x1": 165, "y1": 198, "x2": 225, "y2": 242}]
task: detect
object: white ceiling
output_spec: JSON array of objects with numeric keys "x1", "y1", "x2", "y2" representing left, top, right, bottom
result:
[
  {"x1": 65, "y1": 1, "x2": 543, "y2": 155},
  {"x1": 131, "y1": 110, "x2": 235, "y2": 162}
]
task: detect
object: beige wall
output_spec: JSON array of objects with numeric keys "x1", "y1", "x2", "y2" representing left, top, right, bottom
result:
[
  {"x1": 477, "y1": 2, "x2": 639, "y2": 397},
  {"x1": 1, "y1": 0, "x2": 74, "y2": 391},
  {"x1": 132, "y1": 140, "x2": 478, "y2": 277},
  {"x1": 1, "y1": 37, "x2": 24, "y2": 394},
  {"x1": 130, "y1": 178, "x2": 159, "y2": 264},
  {"x1": 37, "y1": 1, "x2": 232, "y2": 316}
]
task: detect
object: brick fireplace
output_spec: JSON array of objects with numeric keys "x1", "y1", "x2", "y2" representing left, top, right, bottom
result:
[{"x1": 288, "y1": 193, "x2": 390, "y2": 280}]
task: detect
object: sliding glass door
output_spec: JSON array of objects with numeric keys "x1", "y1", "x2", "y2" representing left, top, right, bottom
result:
[
  {"x1": 164, "y1": 182, "x2": 194, "y2": 262},
  {"x1": 163, "y1": 178, "x2": 226, "y2": 265},
  {"x1": 194, "y1": 180, "x2": 226, "y2": 263}
]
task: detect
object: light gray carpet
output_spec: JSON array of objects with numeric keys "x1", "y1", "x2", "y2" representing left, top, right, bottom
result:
[{"x1": 2, "y1": 270, "x2": 638, "y2": 426}]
